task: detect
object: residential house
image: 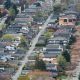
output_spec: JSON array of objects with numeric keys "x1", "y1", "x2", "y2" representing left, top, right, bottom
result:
[
  {"x1": 46, "y1": 63, "x2": 58, "y2": 77},
  {"x1": 22, "y1": 8, "x2": 37, "y2": 16},
  {"x1": 76, "y1": 3, "x2": 80, "y2": 12},
  {"x1": 5, "y1": 24, "x2": 22, "y2": 34},
  {"x1": 29, "y1": 1, "x2": 43, "y2": 11},
  {"x1": 54, "y1": 28, "x2": 72, "y2": 39},
  {"x1": 0, "y1": 72, "x2": 11, "y2": 80},
  {"x1": 15, "y1": 13, "x2": 33, "y2": 24},
  {"x1": 20, "y1": 26, "x2": 29, "y2": 34},
  {"x1": 0, "y1": 4, "x2": 7, "y2": 17},
  {"x1": 64, "y1": 10, "x2": 78, "y2": 16},
  {"x1": 58, "y1": 25, "x2": 75, "y2": 33},
  {"x1": 15, "y1": 20, "x2": 28, "y2": 26},
  {"x1": 24, "y1": 1, "x2": 46, "y2": 16},
  {"x1": 47, "y1": 22, "x2": 58, "y2": 31},
  {"x1": 46, "y1": 63, "x2": 57, "y2": 72},
  {"x1": 11, "y1": 0, "x2": 20, "y2": 4},
  {"x1": 48, "y1": 37, "x2": 69, "y2": 46},
  {"x1": 0, "y1": 54, "x2": 11, "y2": 62},
  {"x1": 12, "y1": 49, "x2": 26, "y2": 60},
  {"x1": 59, "y1": 14, "x2": 77, "y2": 26},
  {"x1": 69, "y1": 0, "x2": 80, "y2": 4},
  {"x1": 42, "y1": 44, "x2": 64, "y2": 64}
]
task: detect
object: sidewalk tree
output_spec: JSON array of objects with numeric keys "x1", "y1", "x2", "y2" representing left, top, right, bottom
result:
[
  {"x1": 36, "y1": 11, "x2": 43, "y2": 17},
  {"x1": 8, "y1": 7, "x2": 16, "y2": 21},
  {"x1": 44, "y1": 31, "x2": 52, "y2": 39},
  {"x1": 34, "y1": 56, "x2": 46, "y2": 71},
  {"x1": 4, "y1": 0, "x2": 12, "y2": 9},
  {"x1": 0, "y1": 23, "x2": 6, "y2": 30},
  {"x1": 8, "y1": 7, "x2": 15, "y2": 16},
  {"x1": 12, "y1": 4, "x2": 18, "y2": 14},
  {"x1": 69, "y1": 36, "x2": 76, "y2": 45},
  {"x1": 33, "y1": 11, "x2": 43, "y2": 21},
  {"x1": 57, "y1": 55, "x2": 67, "y2": 70},
  {"x1": 19, "y1": 36, "x2": 27, "y2": 48},
  {"x1": 54, "y1": 4, "x2": 62, "y2": 13}
]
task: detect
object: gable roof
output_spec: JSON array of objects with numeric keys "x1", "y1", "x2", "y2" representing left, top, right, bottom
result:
[
  {"x1": 48, "y1": 37, "x2": 67, "y2": 41},
  {"x1": 46, "y1": 44, "x2": 63, "y2": 49}
]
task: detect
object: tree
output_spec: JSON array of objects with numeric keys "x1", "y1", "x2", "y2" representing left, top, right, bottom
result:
[
  {"x1": 33, "y1": 11, "x2": 43, "y2": 21},
  {"x1": 57, "y1": 55, "x2": 67, "y2": 70},
  {"x1": 53, "y1": 4, "x2": 62, "y2": 13},
  {"x1": 8, "y1": 7, "x2": 16, "y2": 21},
  {"x1": 66, "y1": 45, "x2": 70, "y2": 49},
  {"x1": 78, "y1": 73, "x2": 80, "y2": 80},
  {"x1": 62, "y1": 50, "x2": 71, "y2": 62},
  {"x1": 12, "y1": 4, "x2": 18, "y2": 14},
  {"x1": 69, "y1": 36, "x2": 76, "y2": 45},
  {"x1": 0, "y1": 23, "x2": 6, "y2": 30},
  {"x1": 4, "y1": 0, "x2": 12, "y2": 9},
  {"x1": 18, "y1": 36, "x2": 27, "y2": 48},
  {"x1": 44, "y1": 31, "x2": 53, "y2": 39},
  {"x1": 34, "y1": 58, "x2": 46, "y2": 71},
  {"x1": 8, "y1": 7, "x2": 15, "y2": 16},
  {"x1": 20, "y1": 35, "x2": 26, "y2": 43}
]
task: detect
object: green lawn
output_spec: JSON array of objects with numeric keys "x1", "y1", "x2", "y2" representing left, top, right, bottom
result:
[{"x1": 57, "y1": 75, "x2": 67, "y2": 80}]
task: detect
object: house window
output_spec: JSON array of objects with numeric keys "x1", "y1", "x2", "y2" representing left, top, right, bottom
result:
[
  {"x1": 69, "y1": 19, "x2": 72, "y2": 22},
  {"x1": 73, "y1": 19, "x2": 76, "y2": 21},
  {"x1": 49, "y1": 61, "x2": 51, "y2": 63},
  {"x1": 64, "y1": 19, "x2": 67, "y2": 22}
]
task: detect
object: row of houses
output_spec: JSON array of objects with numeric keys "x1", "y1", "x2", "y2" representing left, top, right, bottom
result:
[
  {"x1": 42, "y1": 25, "x2": 74, "y2": 64},
  {"x1": 26, "y1": 11, "x2": 78, "y2": 76},
  {"x1": 42, "y1": 11, "x2": 78, "y2": 71}
]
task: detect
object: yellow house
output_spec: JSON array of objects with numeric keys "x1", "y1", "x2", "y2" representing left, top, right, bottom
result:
[{"x1": 59, "y1": 14, "x2": 76, "y2": 26}]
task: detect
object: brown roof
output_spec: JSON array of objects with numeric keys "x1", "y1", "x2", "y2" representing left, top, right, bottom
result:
[{"x1": 28, "y1": 71, "x2": 52, "y2": 76}]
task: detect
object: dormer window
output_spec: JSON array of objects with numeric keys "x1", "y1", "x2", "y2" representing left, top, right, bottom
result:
[
  {"x1": 64, "y1": 19, "x2": 67, "y2": 22},
  {"x1": 69, "y1": 19, "x2": 72, "y2": 22}
]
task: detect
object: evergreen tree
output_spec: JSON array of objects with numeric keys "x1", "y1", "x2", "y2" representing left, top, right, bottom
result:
[
  {"x1": 78, "y1": 73, "x2": 80, "y2": 80},
  {"x1": 12, "y1": 4, "x2": 18, "y2": 14},
  {"x1": 4, "y1": 0, "x2": 12, "y2": 9},
  {"x1": 57, "y1": 55, "x2": 67, "y2": 70},
  {"x1": 19, "y1": 36, "x2": 27, "y2": 48},
  {"x1": 34, "y1": 58, "x2": 46, "y2": 71},
  {"x1": 62, "y1": 50, "x2": 71, "y2": 62}
]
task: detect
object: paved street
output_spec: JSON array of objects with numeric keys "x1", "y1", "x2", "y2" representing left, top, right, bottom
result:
[{"x1": 12, "y1": 13, "x2": 53, "y2": 80}]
